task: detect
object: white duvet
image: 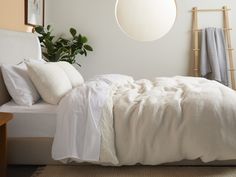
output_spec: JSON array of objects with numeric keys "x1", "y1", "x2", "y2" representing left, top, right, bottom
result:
[{"x1": 52, "y1": 75, "x2": 236, "y2": 165}]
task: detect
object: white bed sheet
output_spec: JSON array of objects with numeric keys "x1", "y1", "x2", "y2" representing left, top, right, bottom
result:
[{"x1": 0, "y1": 100, "x2": 57, "y2": 114}]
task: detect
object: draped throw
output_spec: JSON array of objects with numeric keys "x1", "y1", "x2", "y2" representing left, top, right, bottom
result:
[{"x1": 200, "y1": 27, "x2": 229, "y2": 86}]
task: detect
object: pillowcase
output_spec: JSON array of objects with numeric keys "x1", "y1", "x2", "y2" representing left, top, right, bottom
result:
[
  {"x1": 27, "y1": 62, "x2": 72, "y2": 105},
  {"x1": 1, "y1": 63, "x2": 40, "y2": 106},
  {"x1": 56, "y1": 61, "x2": 84, "y2": 87}
]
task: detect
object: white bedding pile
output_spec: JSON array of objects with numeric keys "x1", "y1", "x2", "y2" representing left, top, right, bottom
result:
[{"x1": 52, "y1": 75, "x2": 236, "y2": 165}]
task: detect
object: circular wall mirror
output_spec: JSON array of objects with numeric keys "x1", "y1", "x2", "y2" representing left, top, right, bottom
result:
[{"x1": 115, "y1": 0, "x2": 177, "y2": 42}]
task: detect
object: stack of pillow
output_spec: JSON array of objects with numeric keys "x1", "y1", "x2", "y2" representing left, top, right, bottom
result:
[{"x1": 1, "y1": 60, "x2": 84, "y2": 106}]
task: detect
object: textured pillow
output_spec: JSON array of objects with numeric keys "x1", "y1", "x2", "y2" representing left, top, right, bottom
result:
[
  {"x1": 1, "y1": 63, "x2": 40, "y2": 106},
  {"x1": 56, "y1": 61, "x2": 84, "y2": 87},
  {"x1": 27, "y1": 62, "x2": 72, "y2": 105}
]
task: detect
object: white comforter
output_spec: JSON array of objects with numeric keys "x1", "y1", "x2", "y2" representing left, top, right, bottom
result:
[{"x1": 52, "y1": 75, "x2": 236, "y2": 165}]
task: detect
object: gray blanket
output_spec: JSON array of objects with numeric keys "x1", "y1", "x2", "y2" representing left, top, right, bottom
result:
[{"x1": 200, "y1": 27, "x2": 229, "y2": 86}]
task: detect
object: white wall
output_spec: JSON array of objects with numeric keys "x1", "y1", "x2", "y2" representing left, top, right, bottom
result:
[{"x1": 46, "y1": 0, "x2": 236, "y2": 80}]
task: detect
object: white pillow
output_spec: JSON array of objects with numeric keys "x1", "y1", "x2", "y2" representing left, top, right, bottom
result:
[
  {"x1": 56, "y1": 61, "x2": 84, "y2": 87},
  {"x1": 27, "y1": 62, "x2": 72, "y2": 105},
  {"x1": 1, "y1": 63, "x2": 40, "y2": 106}
]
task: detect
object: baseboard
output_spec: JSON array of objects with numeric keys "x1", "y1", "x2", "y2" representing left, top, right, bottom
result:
[{"x1": 7, "y1": 137, "x2": 236, "y2": 166}]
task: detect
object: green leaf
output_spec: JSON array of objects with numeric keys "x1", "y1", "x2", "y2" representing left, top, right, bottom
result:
[
  {"x1": 38, "y1": 36, "x2": 44, "y2": 43},
  {"x1": 35, "y1": 26, "x2": 45, "y2": 35},
  {"x1": 49, "y1": 36, "x2": 55, "y2": 41},
  {"x1": 84, "y1": 45, "x2": 93, "y2": 51},
  {"x1": 42, "y1": 52, "x2": 49, "y2": 59},
  {"x1": 81, "y1": 36, "x2": 88, "y2": 43},
  {"x1": 55, "y1": 49, "x2": 64, "y2": 61},
  {"x1": 84, "y1": 49, "x2": 87, "y2": 56},
  {"x1": 77, "y1": 34, "x2": 82, "y2": 43},
  {"x1": 44, "y1": 39, "x2": 55, "y2": 53},
  {"x1": 76, "y1": 62, "x2": 82, "y2": 67},
  {"x1": 47, "y1": 25, "x2": 51, "y2": 31},
  {"x1": 70, "y1": 28, "x2": 77, "y2": 37}
]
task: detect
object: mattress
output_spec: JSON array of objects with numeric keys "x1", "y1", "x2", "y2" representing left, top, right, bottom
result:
[
  {"x1": 0, "y1": 100, "x2": 57, "y2": 138},
  {"x1": 0, "y1": 100, "x2": 57, "y2": 114}
]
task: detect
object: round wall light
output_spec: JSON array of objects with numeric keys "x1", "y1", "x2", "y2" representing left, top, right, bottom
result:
[{"x1": 115, "y1": 0, "x2": 177, "y2": 42}]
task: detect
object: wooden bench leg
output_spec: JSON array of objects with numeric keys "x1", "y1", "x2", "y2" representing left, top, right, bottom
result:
[{"x1": 0, "y1": 124, "x2": 7, "y2": 177}]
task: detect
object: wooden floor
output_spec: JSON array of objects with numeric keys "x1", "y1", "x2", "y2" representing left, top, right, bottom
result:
[{"x1": 7, "y1": 165, "x2": 41, "y2": 177}]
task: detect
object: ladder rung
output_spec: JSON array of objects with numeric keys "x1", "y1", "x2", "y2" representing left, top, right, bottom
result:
[
  {"x1": 224, "y1": 28, "x2": 232, "y2": 30},
  {"x1": 194, "y1": 69, "x2": 199, "y2": 71},
  {"x1": 192, "y1": 48, "x2": 233, "y2": 52},
  {"x1": 191, "y1": 8, "x2": 231, "y2": 12},
  {"x1": 192, "y1": 28, "x2": 232, "y2": 32},
  {"x1": 193, "y1": 48, "x2": 232, "y2": 51},
  {"x1": 229, "y1": 69, "x2": 236, "y2": 71}
]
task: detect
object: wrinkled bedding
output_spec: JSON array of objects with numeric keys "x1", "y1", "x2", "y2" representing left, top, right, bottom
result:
[{"x1": 52, "y1": 75, "x2": 236, "y2": 165}]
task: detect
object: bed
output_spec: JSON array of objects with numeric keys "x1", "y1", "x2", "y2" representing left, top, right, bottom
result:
[{"x1": 1, "y1": 29, "x2": 236, "y2": 166}]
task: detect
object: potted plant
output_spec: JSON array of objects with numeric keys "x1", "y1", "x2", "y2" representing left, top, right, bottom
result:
[{"x1": 35, "y1": 25, "x2": 93, "y2": 66}]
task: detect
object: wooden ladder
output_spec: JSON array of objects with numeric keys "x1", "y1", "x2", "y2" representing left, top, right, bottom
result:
[{"x1": 192, "y1": 6, "x2": 236, "y2": 90}]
